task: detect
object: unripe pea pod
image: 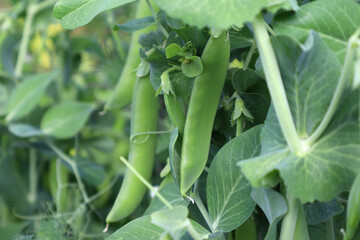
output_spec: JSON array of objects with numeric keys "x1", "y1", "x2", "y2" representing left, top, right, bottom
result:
[
  {"x1": 106, "y1": 74, "x2": 159, "y2": 223},
  {"x1": 104, "y1": 0, "x2": 158, "y2": 111},
  {"x1": 180, "y1": 31, "x2": 230, "y2": 196},
  {"x1": 345, "y1": 173, "x2": 360, "y2": 240}
]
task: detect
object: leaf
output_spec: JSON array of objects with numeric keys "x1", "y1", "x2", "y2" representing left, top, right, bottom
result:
[
  {"x1": 346, "y1": 172, "x2": 360, "y2": 240},
  {"x1": 151, "y1": 206, "x2": 189, "y2": 239},
  {"x1": 229, "y1": 27, "x2": 253, "y2": 50},
  {"x1": 8, "y1": 124, "x2": 43, "y2": 138},
  {"x1": 6, "y1": 72, "x2": 57, "y2": 122},
  {"x1": 145, "y1": 183, "x2": 188, "y2": 215},
  {"x1": 207, "y1": 126, "x2": 261, "y2": 232},
  {"x1": 273, "y1": 0, "x2": 360, "y2": 62},
  {"x1": 166, "y1": 43, "x2": 182, "y2": 59},
  {"x1": 114, "y1": 16, "x2": 155, "y2": 32},
  {"x1": 240, "y1": 34, "x2": 360, "y2": 203},
  {"x1": 75, "y1": 157, "x2": 106, "y2": 186},
  {"x1": 181, "y1": 56, "x2": 203, "y2": 78},
  {"x1": 106, "y1": 215, "x2": 164, "y2": 240},
  {"x1": 0, "y1": 83, "x2": 8, "y2": 116},
  {"x1": 251, "y1": 188, "x2": 287, "y2": 240},
  {"x1": 271, "y1": 32, "x2": 341, "y2": 139},
  {"x1": 169, "y1": 128, "x2": 181, "y2": 188},
  {"x1": 232, "y1": 69, "x2": 263, "y2": 93},
  {"x1": 41, "y1": 101, "x2": 94, "y2": 139},
  {"x1": 53, "y1": 0, "x2": 135, "y2": 29},
  {"x1": 304, "y1": 198, "x2": 344, "y2": 225},
  {"x1": 154, "y1": 0, "x2": 292, "y2": 29}
]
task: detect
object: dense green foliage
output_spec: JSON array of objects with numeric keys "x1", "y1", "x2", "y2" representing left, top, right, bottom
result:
[{"x1": 1, "y1": 0, "x2": 360, "y2": 239}]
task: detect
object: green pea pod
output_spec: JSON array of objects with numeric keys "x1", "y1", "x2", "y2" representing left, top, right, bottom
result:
[
  {"x1": 235, "y1": 217, "x2": 256, "y2": 240},
  {"x1": 345, "y1": 173, "x2": 360, "y2": 240},
  {"x1": 49, "y1": 159, "x2": 68, "y2": 213},
  {"x1": 106, "y1": 75, "x2": 159, "y2": 223},
  {"x1": 104, "y1": 0, "x2": 157, "y2": 111},
  {"x1": 164, "y1": 94, "x2": 186, "y2": 133},
  {"x1": 180, "y1": 31, "x2": 230, "y2": 196}
]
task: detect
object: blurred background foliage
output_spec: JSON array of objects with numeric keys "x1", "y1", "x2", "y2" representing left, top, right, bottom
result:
[{"x1": 0, "y1": 0, "x2": 172, "y2": 239}]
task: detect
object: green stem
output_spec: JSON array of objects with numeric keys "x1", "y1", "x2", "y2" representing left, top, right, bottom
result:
[
  {"x1": 280, "y1": 194, "x2": 299, "y2": 240},
  {"x1": 146, "y1": 0, "x2": 169, "y2": 38},
  {"x1": 119, "y1": 156, "x2": 173, "y2": 209},
  {"x1": 243, "y1": 41, "x2": 256, "y2": 69},
  {"x1": 15, "y1": 0, "x2": 56, "y2": 78},
  {"x1": 236, "y1": 118, "x2": 243, "y2": 137},
  {"x1": 186, "y1": 222, "x2": 202, "y2": 240},
  {"x1": 192, "y1": 190, "x2": 215, "y2": 232},
  {"x1": 252, "y1": 14, "x2": 302, "y2": 153},
  {"x1": 27, "y1": 148, "x2": 37, "y2": 204},
  {"x1": 47, "y1": 141, "x2": 90, "y2": 204},
  {"x1": 306, "y1": 30, "x2": 360, "y2": 146},
  {"x1": 107, "y1": 11, "x2": 126, "y2": 61},
  {"x1": 325, "y1": 218, "x2": 336, "y2": 240},
  {"x1": 15, "y1": 5, "x2": 35, "y2": 78}
]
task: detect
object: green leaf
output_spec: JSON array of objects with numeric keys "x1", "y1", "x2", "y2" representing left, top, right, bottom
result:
[
  {"x1": 229, "y1": 27, "x2": 253, "y2": 50},
  {"x1": 0, "y1": 83, "x2": 8, "y2": 116},
  {"x1": 8, "y1": 123, "x2": 43, "y2": 138},
  {"x1": 169, "y1": 128, "x2": 181, "y2": 188},
  {"x1": 114, "y1": 16, "x2": 155, "y2": 32},
  {"x1": 240, "y1": 33, "x2": 360, "y2": 203},
  {"x1": 232, "y1": 69, "x2": 263, "y2": 93},
  {"x1": 207, "y1": 126, "x2": 261, "y2": 232},
  {"x1": 151, "y1": 206, "x2": 189, "y2": 239},
  {"x1": 6, "y1": 72, "x2": 57, "y2": 122},
  {"x1": 40, "y1": 101, "x2": 94, "y2": 139},
  {"x1": 271, "y1": 32, "x2": 342, "y2": 139},
  {"x1": 273, "y1": 0, "x2": 360, "y2": 62},
  {"x1": 75, "y1": 157, "x2": 106, "y2": 186},
  {"x1": 154, "y1": 0, "x2": 292, "y2": 29},
  {"x1": 251, "y1": 188, "x2": 287, "y2": 240},
  {"x1": 106, "y1": 215, "x2": 164, "y2": 240},
  {"x1": 181, "y1": 56, "x2": 203, "y2": 78},
  {"x1": 145, "y1": 183, "x2": 188, "y2": 215},
  {"x1": 53, "y1": 0, "x2": 135, "y2": 29},
  {"x1": 304, "y1": 198, "x2": 344, "y2": 225},
  {"x1": 166, "y1": 43, "x2": 182, "y2": 59}
]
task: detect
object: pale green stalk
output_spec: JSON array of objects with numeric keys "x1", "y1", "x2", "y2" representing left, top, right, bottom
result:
[{"x1": 252, "y1": 14, "x2": 302, "y2": 153}]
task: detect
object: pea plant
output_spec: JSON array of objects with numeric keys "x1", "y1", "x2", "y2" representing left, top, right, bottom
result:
[{"x1": 1, "y1": 0, "x2": 360, "y2": 239}]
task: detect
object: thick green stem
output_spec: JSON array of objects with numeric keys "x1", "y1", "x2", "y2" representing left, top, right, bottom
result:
[
  {"x1": 325, "y1": 218, "x2": 336, "y2": 240},
  {"x1": 306, "y1": 30, "x2": 360, "y2": 146},
  {"x1": 280, "y1": 195, "x2": 298, "y2": 240},
  {"x1": 280, "y1": 194, "x2": 309, "y2": 240},
  {"x1": 27, "y1": 148, "x2": 37, "y2": 204},
  {"x1": 252, "y1": 15, "x2": 302, "y2": 153},
  {"x1": 236, "y1": 118, "x2": 243, "y2": 137}
]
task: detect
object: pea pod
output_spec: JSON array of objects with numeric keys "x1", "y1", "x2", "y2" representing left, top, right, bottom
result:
[
  {"x1": 49, "y1": 159, "x2": 68, "y2": 213},
  {"x1": 104, "y1": 0, "x2": 157, "y2": 111},
  {"x1": 345, "y1": 173, "x2": 360, "y2": 240},
  {"x1": 164, "y1": 94, "x2": 186, "y2": 133},
  {"x1": 180, "y1": 32, "x2": 230, "y2": 196},
  {"x1": 106, "y1": 75, "x2": 159, "y2": 223}
]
